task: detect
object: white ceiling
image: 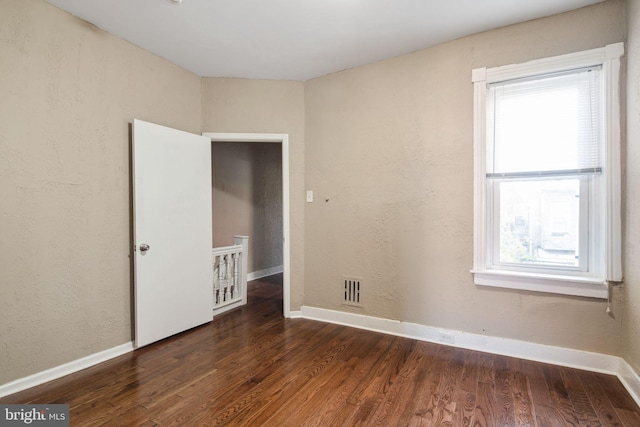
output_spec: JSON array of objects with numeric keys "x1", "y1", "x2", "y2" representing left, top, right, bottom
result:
[{"x1": 46, "y1": 0, "x2": 605, "y2": 81}]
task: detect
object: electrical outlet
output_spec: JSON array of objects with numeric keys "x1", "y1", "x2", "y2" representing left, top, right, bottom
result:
[
  {"x1": 306, "y1": 190, "x2": 313, "y2": 203},
  {"x1": 438, "y1": 332, "x2": 455, "y2": 345}
]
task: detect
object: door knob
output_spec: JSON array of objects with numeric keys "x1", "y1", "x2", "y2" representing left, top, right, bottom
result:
[{"x1": 139, "y1": 244, "x2": 150, "y2": 252}]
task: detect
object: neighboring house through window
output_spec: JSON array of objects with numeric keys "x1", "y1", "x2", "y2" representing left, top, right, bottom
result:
[{"x1": 471, "y1": 43, "x2": 624, "y2": 298}]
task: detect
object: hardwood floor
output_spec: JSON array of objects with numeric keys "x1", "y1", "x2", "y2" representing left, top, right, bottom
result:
[{"x1": 3, "y1": 274, "x2": 640, "y2": 426}]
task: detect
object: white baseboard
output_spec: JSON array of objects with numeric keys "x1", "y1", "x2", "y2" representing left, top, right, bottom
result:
[
  {"x1": 3, "y1": 309, "x2": 638, "y2": 408},
  {"x1": 619, "y1": 358, "x2": 640, "y2": 406},
  {"x1": 0, "y1": 342, "x2": 134, "y2": 399},
  {"x1": 247, "y1": 265, "x2": 283, "y2": 281},
  {"x1": 212, "y1": 300, "x2": 245, "y2": 318},
  {"x1": 300, "y1": 306, "x2": 640, "y2": 407},
  {"x1": 288, "y1": 310, "x2": 303, "y2": 319}
]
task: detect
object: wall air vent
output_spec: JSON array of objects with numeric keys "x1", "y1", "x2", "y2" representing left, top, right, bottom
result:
[{"x1": 343, "y1": 276, "x2": 363, "y2": 307}]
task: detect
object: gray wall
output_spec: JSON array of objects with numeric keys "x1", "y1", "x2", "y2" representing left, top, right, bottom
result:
[{"x1": 212, "y1": 142, "x2": 283, "y2": 274}]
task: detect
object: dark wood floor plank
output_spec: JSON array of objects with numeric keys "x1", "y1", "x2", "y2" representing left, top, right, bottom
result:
[
  {"x1": 494, "y1": 355, "x2": 517, "y2": 426},
  {"x1": 243, "y1": 328, "x2": 362, "y2": 426},
  {"x1": 544, "y1": 364, "x2": 582, "y2": 426},
  {"x1": 578, "y1": 371, "x2": 624, "y2": 427},
  {"x1": 293, "y1": 356, "x2": 367, "y2": 426},
  {"x1": 508, "y1": 357, "x2": 536, "y2": 427},
  {"x1": 368, "y1": 341, "x2": 443, "y2": 426},
  {"x1": 2, "y1": 273, "x2": 639, "y2": 426},
  {"x1": 478, "y1": 351, "x2": 496, "y2": 385},
  {"x1": 159, "y1": 322, "x2": 345, "y2": 426},
  {"x1": 177, "y1": 317, "x2": 325, "y2": 397},
  {"x1": 212, "y1": 324, "x2": 358, "y2": 426},
  {"x1": 523, "y1": 360, "x2": 552, "y2": 407},
  {"x1": 615, "y1": 407, "x2": 640, "y2": 427},
  {"x1": 473, "y1": 380, "x2": 496, "y2": 427},
  {"x1": 307, "y1": 333, "x2": 398, "y2": 426},
  {"x1": 428, "y1": 346, "x2": 466, "y2": 426},
  {"x1": 330, "y1": 336, "x2": 417, "y2": 426},
  {"x1": 596, "y1": 373, "x2": 640, "y2": 412},
  {"x1": 400, "y1": 344, "x2": 452, "y2": 425},
  {"x1": 451, "y1": 349, "x2": 480, "y2": 427},
  {"x1": 299, "y1": 333, "x2": 394, "y2": 427},
  {"x1": 560, "y1": 367, "x2": 603, "y2": 427},
  {"x1": 535, "y1": 403, "x2": 572, "y2": 426},
  {"x1": 337, "y1": 337, "x2": 418, "y2": 426}
]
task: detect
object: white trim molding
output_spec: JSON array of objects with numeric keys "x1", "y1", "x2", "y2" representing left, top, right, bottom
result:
[
  {"x1": 247, "y1": 265, "x2": 284, "y2": 281},
  {"x1": 477, "y1": 42, "x2": 624, "y2": 84},
  {"x1": 300, "y1": 306, "x2": 640, "y2": 407},
  {"x1": 0, "y1": 342, "x2": 134, "y2": 399},
  {"x1": 212, "y1": 300, "x2": 245, "y2": 318},
  {"x1": 288, "y1": 310, "x2": 303, "y2": 319},
  {"x1": 471, "y1": 42, "x2": 624, "y2": 298},
  {"x1": 2, "y1": 313, "x2": 638, "y2": 408},
  {"x1": 619, "y1": 359, "x2": 640, "y2": 406},
  {"x1": 204, "y1": 132, "x2": 292, "y2": 318},
  {"x1": 472, "y1": 270, "x2": 608, "y2": 299}
]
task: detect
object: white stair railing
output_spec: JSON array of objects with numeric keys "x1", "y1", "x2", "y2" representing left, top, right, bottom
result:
[{"x1": 212, "y1": 235, "x2": 249, "y2": 317}]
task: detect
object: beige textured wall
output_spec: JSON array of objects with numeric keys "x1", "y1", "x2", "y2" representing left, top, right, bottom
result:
[
  {"x1": 1, "y1": 0, "x2": 634, "y2": 391},
  {"x1": 624, "y1": 0, "x2": 640, "y2": 374},
  {"x1": 0, "y1": 0, "x2": 201, "y2": 385},
  {"x1": 201, "y1": 78, "x2": 305, "y2": 309},
  {"x1": 211, "y1": 142, "x2": 283, "y2": 273},
  {"x1": 304, "y1": 0, "x2": 626, "y2": 355}
]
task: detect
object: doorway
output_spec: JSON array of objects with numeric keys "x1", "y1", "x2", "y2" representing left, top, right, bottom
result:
[{"x1": 204, "y1": 133, "x2": 291, "y2": 318}]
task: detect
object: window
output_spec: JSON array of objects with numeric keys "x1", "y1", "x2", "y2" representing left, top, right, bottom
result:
[{"x1": 471, "y1": 43, "x2": 623, "y2": 298}]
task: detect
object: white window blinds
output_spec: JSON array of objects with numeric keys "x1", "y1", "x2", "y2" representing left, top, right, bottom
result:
[{"x1": 486, "y1": 67, "x2": 602, "y2": 177}]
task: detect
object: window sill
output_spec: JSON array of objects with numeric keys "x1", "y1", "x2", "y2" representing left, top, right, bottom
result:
[{"x1": 471, "y1": 269, "x2": 608, "y2": 299}]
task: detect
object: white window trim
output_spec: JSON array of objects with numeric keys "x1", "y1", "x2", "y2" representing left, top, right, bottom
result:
[{"x1": 471, "y1": 43, "x2": 623, "y2": 299}]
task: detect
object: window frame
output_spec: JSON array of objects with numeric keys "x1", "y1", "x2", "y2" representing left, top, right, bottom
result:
[{"x1": 471, "y1": 43, "x2": 623, "y2": 299}]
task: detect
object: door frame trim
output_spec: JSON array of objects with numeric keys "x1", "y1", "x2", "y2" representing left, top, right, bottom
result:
[{"x1": 203, "y1": 132, "x2": 291, "y2": 318}]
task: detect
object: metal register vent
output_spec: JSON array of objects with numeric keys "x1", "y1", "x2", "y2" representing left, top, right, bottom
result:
[{"x1": 343, "y1": 276, "x2": 362, "y2": 307}]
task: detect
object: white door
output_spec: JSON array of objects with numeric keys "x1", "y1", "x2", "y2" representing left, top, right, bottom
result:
[{"x1": 132, "y1": 119, "x2": 213, "y2": 348}]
